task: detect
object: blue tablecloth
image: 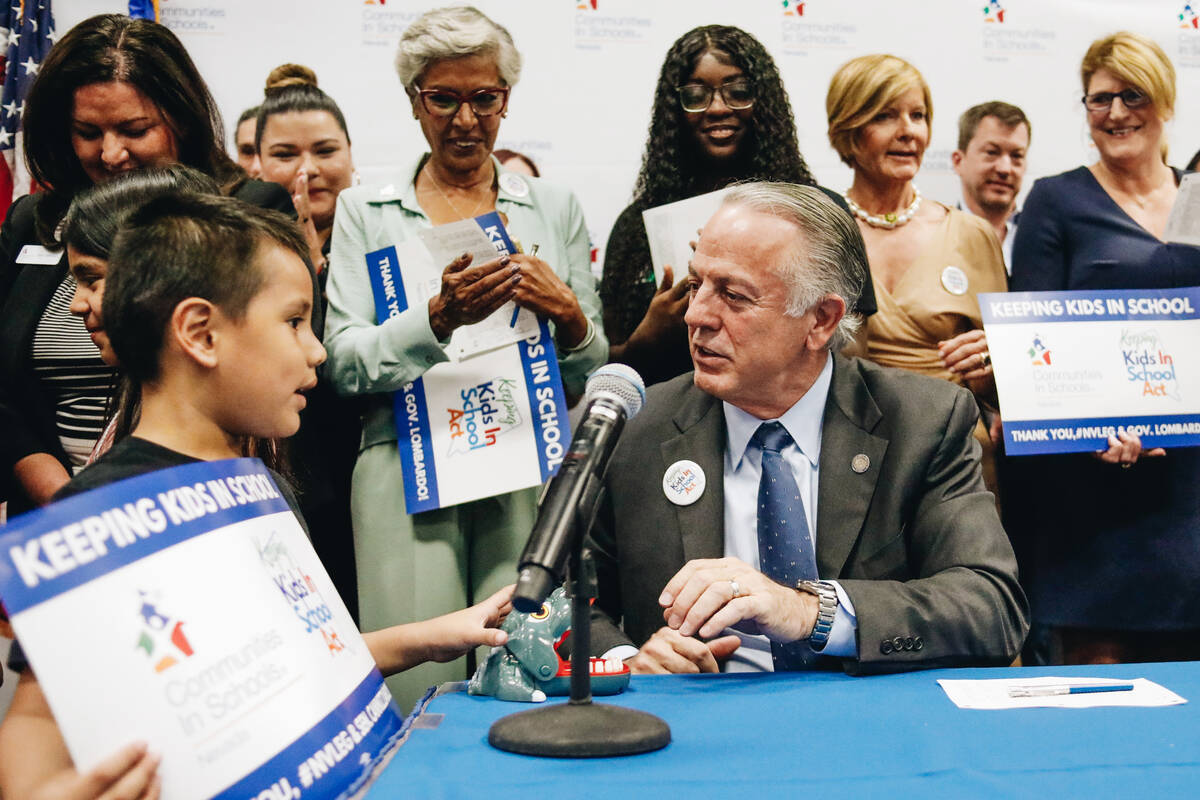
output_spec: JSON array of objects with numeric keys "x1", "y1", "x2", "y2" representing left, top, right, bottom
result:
[{"x1": 367, "y1": 662, "x2": 1200, "y2": 797}]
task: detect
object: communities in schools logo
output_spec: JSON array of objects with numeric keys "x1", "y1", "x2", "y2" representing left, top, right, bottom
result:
[
  {"x1": 576, "y1": 0, "x2": 598, "y2": 9},
  {"x1": 447, "y1": 377, "x2": 522, "y2": 456},
  {"x1": 1182, "y1": 3, "x2": 1200, "y2": 28},
  {"x1": 983, "y1": 1, "x2": 1006, "y2": 23},
  {"x1": 135, "y1": 591, "x2": 195, "y2": 674},
  {"x1": 782, "y1": 0, "x2": 806, "y2": 16},
  {"x1": 1121, "y1": 329, "x2": 1180, "y2": 399},
  {"x1": 1028, "y1": 333, "x2": 1051, "y2": 366}
]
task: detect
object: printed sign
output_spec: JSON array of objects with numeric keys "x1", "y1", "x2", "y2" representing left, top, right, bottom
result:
[
  {"x1": 0, "y1": 459, "x2": 406, "y2": 799},
  {"x1": 365, "y1": 213, "x2": 570, "y2": 512},
  {"x1": 980, "y1": 288, "x2": 1200, "y2": 454},
  {"x1": 642, "y1": 188, "x2": 731, "y2": 287}
]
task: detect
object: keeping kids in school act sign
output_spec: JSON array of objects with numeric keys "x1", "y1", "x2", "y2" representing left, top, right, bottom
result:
[
  {"x1": 364, "y1": 212, "x2": 571, "y2": 513},
  {"x1": 980, "y1": 287, "x2": 1200, "y2": 455},
  {"x1": 0, "y1": 459, "x2": 407, "y2": 800}
]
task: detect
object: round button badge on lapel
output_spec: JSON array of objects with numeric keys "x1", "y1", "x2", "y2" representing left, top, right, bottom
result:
[{"x1": 662, "y1": 460, "x2": 705, "y2": 506}]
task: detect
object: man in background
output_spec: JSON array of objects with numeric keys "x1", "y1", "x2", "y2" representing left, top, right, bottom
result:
[{"x1": 952, "y1": 101, "x2": 1031, "y2": 272}]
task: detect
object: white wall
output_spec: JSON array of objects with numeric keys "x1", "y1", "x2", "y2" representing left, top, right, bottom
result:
[{"x1": 53, "y1": 0, "x2": 1200, "y2": 267}]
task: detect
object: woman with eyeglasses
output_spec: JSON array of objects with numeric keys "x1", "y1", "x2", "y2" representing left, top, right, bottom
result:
[
  {"x1": 601, "y1": 25, "x2": 875, "y2": 387},
  {"x1": 323, "y1": 6, "x2": 605, "y2": 709},
  {"x1": 825, "y1": 54, "x2": 1006, "y2": 496},
  {"x1": 1007, "y1": 32, "x2": 1200, "y2": 665}
]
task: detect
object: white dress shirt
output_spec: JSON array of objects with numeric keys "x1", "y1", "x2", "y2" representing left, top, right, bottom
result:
[{"x1": 720, "y1": 353, "x2": 857, "y2": 671}]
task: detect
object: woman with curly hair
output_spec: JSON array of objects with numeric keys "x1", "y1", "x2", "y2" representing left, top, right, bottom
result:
[{"x1": 600, "y1": 25, "x2": 874, "y2": 386}]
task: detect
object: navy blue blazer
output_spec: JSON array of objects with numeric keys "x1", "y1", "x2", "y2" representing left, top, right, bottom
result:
[{"x1": 1007, "y1": 166, "x2": 1200, "y2": 630}]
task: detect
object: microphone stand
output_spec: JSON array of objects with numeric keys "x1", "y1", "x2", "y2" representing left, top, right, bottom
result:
[{"x1": 488, "y1": 490, "x2": 671, "y2": 757}]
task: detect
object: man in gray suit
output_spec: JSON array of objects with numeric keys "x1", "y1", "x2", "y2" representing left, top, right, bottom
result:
[{"x1": 589, "y1": 182, "x2": 1028, "y2": 674}]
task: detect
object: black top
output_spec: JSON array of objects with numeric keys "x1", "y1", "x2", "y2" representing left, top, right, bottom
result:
[
  {"x1": 53, "y1": 435, "x2": 306, "y2": 523},
  {"x1": 599, "y1": 186, "x2": 877, "y2": 387}
]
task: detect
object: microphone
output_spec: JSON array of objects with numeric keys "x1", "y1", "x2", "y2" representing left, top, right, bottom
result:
[{"x1": 511, "y1": 364, "x2": 645, "y2": 613}]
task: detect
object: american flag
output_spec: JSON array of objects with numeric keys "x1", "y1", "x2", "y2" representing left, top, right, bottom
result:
[{"x1": 0, "y1": 0, "x2": 55, "y2": 219}]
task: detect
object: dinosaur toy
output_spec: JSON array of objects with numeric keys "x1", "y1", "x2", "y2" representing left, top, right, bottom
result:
[{"x1": 469, "y1": 586, "x2": 630, "y2": 702}]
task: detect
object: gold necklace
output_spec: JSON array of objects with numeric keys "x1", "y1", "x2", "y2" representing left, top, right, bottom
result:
[{"x1": 422, "y1": 163, "x2": 495, "y2": 220}]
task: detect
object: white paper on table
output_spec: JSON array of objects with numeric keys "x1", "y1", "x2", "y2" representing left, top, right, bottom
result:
[
  {"x1": 414, "y1": 218, "x2": 539, "y2": 360},
  {"x1": 1165, "y1": 172, "x2": 1200, "y2": 246},
  {"x1": 641, "y1": 187, "x2": 731, "y2": 286},
  {"x1": 937, "y1": 676, "x2": 1186, "y2": 709}
]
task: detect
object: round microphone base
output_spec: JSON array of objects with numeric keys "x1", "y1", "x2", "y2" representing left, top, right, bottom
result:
[{"x1": 488, "y1": 701, "x2": 670, "y2": 758}]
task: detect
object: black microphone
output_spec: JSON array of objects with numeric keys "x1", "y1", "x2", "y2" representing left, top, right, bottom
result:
[{"x1": 511, "y1": 363, "x2": 645, "y2": 613}]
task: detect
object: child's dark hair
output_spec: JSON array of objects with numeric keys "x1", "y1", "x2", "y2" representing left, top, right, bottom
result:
[
  {"x1": 61, "y1": 165, "x2": 220, "y2": 258},
  {"x1": 254, "y1": 63, "x2": 350, "y2": 152},
  {"x1": 105, "y1": 193, "x2": 310, "y2": 384}
]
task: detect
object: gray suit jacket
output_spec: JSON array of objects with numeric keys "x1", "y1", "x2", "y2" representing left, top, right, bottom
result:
[{"x1": 587, "y1": 355, "x2": 1028, "y2": 672}]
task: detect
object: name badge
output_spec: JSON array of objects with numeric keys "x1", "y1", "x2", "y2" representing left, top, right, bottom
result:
[{"x1": 17, "y1": 244, "x2": 63, "y2": 265}]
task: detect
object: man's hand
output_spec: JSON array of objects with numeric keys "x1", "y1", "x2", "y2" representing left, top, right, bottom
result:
[
  {"x1": 427, "y1": 253, "x2": 520, "y2": 340},
  {"x1": 31, "y1": 742, "x2": 161, "y2": 800},
  {"x1": 659, "y1": 557, "x2": 818, "y2": 644},
  {"x1": 624, "y1": 627, "x2": 740, "y2": 674}
]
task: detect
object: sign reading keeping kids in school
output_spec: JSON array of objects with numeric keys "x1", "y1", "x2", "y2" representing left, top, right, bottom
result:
[
  {"x1": 0, "y1": 459, "x2": 407, "y2": 800},
  {"x1": 363, "y1": 212, "x2": 571, "y2": 513},
  {"x1": 980, "y1": 287, "x2": 1200, "y2": 455}
]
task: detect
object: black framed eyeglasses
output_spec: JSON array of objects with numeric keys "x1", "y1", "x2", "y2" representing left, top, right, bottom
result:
[
  {"x1": 1081, "y1": 88, "x2": 1151, "y2": 112},
  {"x1": 416, "y1": 86, "x2": 510, "y2": 117},
  {"x1": 675, "y1": 80, "x2": 755, "y2": 113}
]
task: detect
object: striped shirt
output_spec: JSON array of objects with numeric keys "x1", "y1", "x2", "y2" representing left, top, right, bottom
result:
[{"x1": 30, "y1": 274, "x2": 117, "y2": 471}]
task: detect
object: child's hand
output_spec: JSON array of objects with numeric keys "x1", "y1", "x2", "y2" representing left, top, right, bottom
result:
[
  {"x1": 365, "y1": 585, "x2": 516, "y2": 675},
  {"x1": 33, "y1": 741, "x2": 161, "y2": 800},
  {"x1": 420, "y1": 584, "x2": 515, "y2": 664}
]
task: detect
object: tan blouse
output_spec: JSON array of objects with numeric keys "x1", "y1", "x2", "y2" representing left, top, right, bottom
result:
[
  {"x1": 867, "y1": 208, "x2": 1007, "y2": 380},
  {"x1": 864, "y1": 207, "x2": 1007, "y2": 496}
]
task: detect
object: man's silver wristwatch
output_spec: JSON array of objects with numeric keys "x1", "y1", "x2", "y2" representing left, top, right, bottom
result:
[{"x1": 796, "y1": 580, "x2": 838, "y2": 651}]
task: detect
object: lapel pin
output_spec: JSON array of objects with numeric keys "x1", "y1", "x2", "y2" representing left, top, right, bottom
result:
[
  {"x1": 663, "y1": 460, "x2": 705, "y2": 506},
  {"x1": 851, "y1": 453, "x2": 870, "y2": 474}
]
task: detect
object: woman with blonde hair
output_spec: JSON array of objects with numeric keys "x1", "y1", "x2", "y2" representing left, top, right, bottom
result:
[
  {"x1": 1008, "y1": 32, "x2": 1200, "y2": 664},
  {"x1": 825, "y1": 54, "x2": 1006, "y2": 492}
]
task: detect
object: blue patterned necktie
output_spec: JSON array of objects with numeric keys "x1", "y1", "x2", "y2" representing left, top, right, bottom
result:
[{"x1": 754, "y1": 421, "x2": 821, "y2": 669}]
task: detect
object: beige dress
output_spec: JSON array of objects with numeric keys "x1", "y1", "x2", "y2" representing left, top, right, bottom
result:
[{"x1": 865, "y1": 207, "x2": 1007, "y2": 494}]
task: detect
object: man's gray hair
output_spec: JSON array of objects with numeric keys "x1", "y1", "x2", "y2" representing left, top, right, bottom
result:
[
  {"x1": 395, "y1": 6, "x2": 522, "y2": 92},
  {"x1": 721, "y1": 182, "x2": 866, "y2": 350}
]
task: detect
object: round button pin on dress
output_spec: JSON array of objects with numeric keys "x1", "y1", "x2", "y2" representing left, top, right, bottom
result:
[
  {"x1": 851, "y1": 454, "x2": 870, "y2": 474},
  {"x1": 941, "y1": 265, "x2": 969, "y2": 296},
  {"x1": 499, "y1": 173, "x2": 530, "y2": 198},
  {"x1": 662, "y1": 460, "x2": 705, "y2": 506}
]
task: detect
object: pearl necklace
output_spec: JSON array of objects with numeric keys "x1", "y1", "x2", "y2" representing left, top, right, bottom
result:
[{"x1": 843, "y1": 186, "x2": 922, "y2": 229}]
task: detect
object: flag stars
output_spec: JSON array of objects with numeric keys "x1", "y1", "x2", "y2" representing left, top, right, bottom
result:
[
  {"x1": 3, "y1": 99, "x2": 18, "y2": 118},
  {"x1": 0, "y1": 128, "x2": 12, "y2": 147},
  {"x1": 20, "y1": 56, "x2": 37, "y2": 76},
  {"x1": 7, "y1": 28, "x2": 18, "y2": 47}
]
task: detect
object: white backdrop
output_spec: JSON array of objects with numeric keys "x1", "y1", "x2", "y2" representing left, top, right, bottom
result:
[{"x1": 56, "y1": 0, "x2": 1200, "y2": 267}]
